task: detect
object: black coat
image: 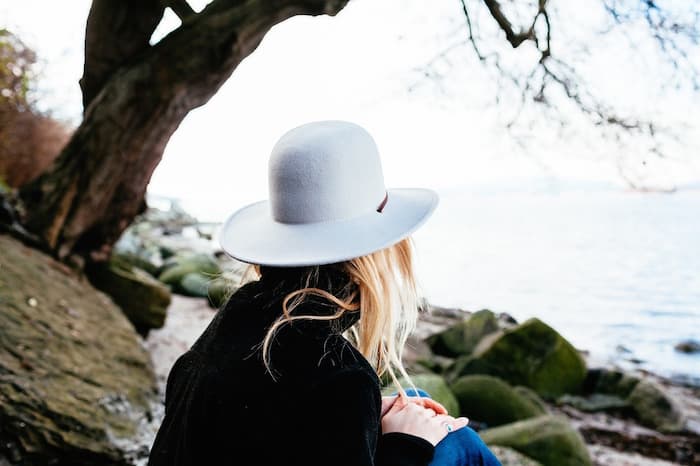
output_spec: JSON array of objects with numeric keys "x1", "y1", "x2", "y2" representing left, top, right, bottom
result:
[{"x1": 147, "y1": 265, "x2": 435, "y2": 466}]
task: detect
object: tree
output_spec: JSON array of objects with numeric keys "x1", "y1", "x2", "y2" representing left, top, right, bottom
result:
[
  {"x1": 14, "y1": 0, "x2": 348, "y2": 264},
  {"x1": 415, "y1": 0, "x2": 699, "y2": 189}
]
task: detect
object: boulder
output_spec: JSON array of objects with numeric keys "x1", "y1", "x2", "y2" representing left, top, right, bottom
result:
[
  {"x1": 383, "y1": 373, "x2": 460, "y2": 416},
  {"x1": 627, "y1": 379, "x2": 685, "y2": 432},
  {"x1": 112, "y1": 230, "x2": 163, "y2": 277},
  {"x1": 481, "y1": 415, "x2": 592, "y2": 466},
  {"x1": 401, "y1": 334, "x2": 438, "y2": 375},
  {"x1": 449, "y1": 318, "x2": 587, "y2": 399},
  {"x1": 674, "y1": 339, "x2": 700, "y2": 354},
  {"x1": 426, "y1": 309, "x2": 500, "y2": 357},
  {"x1": 556, "y1": 393, "x2": 628, "y2": 413},
  {"x1": 158, "y1": 253, "x2": 221, "y2": 294},
  {"x1": 512, "y1": 386, "x2": 549, "y2": 414},
  {"x1": 180, "y1": 272, "x2": 210, "y2": 298},
  {"x1": 490, "y1": 446, "x2": 542, "y2": 466},
  {"x1": 583, "y1": 368, "x2": 640, "y2": 398},
  {"x1": 0, "y1": 235, "x2": 159, "y2": 465},
  {"x1": 87, "y1": 259, "x2": 171, "y2": 335},
  {"x1": 450, "y1": 375, "x2": 546, "y2": 428},
  {"x1": 207, "y1": 276, "x2": 234, "y2": 308}
]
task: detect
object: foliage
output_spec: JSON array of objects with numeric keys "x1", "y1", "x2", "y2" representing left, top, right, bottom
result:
[
  {"x1": 0, "y1": 29, "x2": 36, "y2": 111},
  {"x1": 0, "y1": 29, "x2": 70, "y2": 188}
]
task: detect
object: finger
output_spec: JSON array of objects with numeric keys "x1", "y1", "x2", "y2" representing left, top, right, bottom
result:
[
  {"x1": 415, "y1": 398, "x2": 448, "y2": 415},
  {"x1": 432, "y1": 415, "x2": 458, "y2": 434},
  {"x1": 380, "y1": 396, "x2": 399, "y2": 417},
  {"x1": 432, "y1": 414, "x2": 454, "y2": 421},
  {"x1": 385, "y1": 396, "x2": 407, "y2": 415},
  {"x1": 395, "y1": 391, "x2": 410, "y2": 408}
]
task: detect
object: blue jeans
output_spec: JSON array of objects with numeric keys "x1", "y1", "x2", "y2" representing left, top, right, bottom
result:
[{"x1": 396, "y1": 388, "x2": 502, "y2": 466}]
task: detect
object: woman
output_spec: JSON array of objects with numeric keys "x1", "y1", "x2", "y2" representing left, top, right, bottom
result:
[{"x1": 147, "y1": 120, "x2": 500, "y2": 465}]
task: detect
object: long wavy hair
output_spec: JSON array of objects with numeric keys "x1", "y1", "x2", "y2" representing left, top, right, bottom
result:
[{"x1": 238, "y1": 236, "x2": 421, "y2": 396}]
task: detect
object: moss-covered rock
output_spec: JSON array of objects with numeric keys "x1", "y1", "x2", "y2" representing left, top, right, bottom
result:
[
  {"x1": 449, "y1": 318, "x2": 587, "y2": 399},
  {"x1": 383, "y1": 373, "x2": 460, "y2": 416},
  {"x1": 481, "y1": 415, "x2": 592, "y2": 466},
  {"x1": 627, "y1": 379, "x2": 685, "y2": 432},
  {"x1": 0, "y1": 235, "x2": 159, "y2": 465},
  {"x1": 112, "y1": 248, "x2": 162, "y2": 277},
  {"x1": 157, "y1": 253, "x2": 221, "y2": 294},
  {"x1": 490, "y1": 446, "x2": 543, "y2": 466},
  {"x1": 207, "y1": 276, "x2": 235, "y2": 308},
  {"x1": 512, "y1": 386, "x2": 549, "y2": 414},
  {"x1": 426, "y1": 309, "x2": 500, "y2": 357},
  {"x1": 415, "y1": 355, "x2": 455, "y2": 375},
  {"x1": 87, "y1": 259, "x2": 171, "y2": 335},
  {"x1": 180, "y1": 272, "x2": 210, "y2": 298},
  {"x1": 450, "y1": 375, "x2": 546, "y2": 428},
  {"x1": 556, "y1": 393, "x2": 629, "y2": 413},
  {"x1": 583, "y1": 368, "x2": 640, "y2": 398}
]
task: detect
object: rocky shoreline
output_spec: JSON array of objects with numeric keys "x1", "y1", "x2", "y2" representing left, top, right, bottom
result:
[
  {"x1": 132, "y1": 202, "x2": 699, "y2": 466},
  {"x1": 1, "y1": 201, "x2": 698, "y2": 465}
]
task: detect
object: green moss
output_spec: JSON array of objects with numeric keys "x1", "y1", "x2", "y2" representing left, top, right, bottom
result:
[
  {"x1": 449, "y1": 318, "x2": 587, "y2": 399},
  {"x1": 450, "y1": 375, "x2": 546, "y2": 427},
  {"x1": 426, "y1": 309, "x2": 499, "y2": 357},
  {"x1": 490, "y1": 446, "x2": 543, "y2": 466},
  {"x1": 0, "y1": 235, "x2": 158, "y2": 464},
  {"x1": 481, "y1": 415, "x2": 592, "y2": 466},
  {"x1": 556, "y1": 393, "x2": 628, "y2": 412},
  {"x1": 88, "y1": 259, "x2": 171, "y2": 334},
  {"x1": 158, "y1": 253, "x2": 221, "y2": 293}
]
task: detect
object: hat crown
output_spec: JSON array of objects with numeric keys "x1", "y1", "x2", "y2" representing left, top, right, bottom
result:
[{"x1": 268, "y1": 120, "x2": 386, "y2": 224}]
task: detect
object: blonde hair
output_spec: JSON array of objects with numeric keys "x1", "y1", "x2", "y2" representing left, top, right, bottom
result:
[{"x1": 242, "y1": 236, "x2": 421, "y2": 398}]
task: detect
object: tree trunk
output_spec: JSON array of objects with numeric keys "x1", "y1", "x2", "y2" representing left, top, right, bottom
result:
[{"x1": 18, "y1": 0, "x2": 349, "y2": 262}]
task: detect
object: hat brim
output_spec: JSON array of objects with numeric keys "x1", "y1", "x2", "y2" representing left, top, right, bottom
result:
[{"x1": 218, "y1": 188, "x2": 438, "y2": 267}]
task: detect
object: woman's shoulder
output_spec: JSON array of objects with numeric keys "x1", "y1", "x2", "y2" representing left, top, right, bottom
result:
[{"x1": 271, "y1": 328, "x2": 379, "y2": 382}]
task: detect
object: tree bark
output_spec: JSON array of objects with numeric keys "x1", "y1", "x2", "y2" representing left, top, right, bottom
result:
[
  {"x1": 80, "y1": 0, "x2": 165, "y2": 109},
  {"x1": 19, "y1": 0, "x2": 349, "y2": 262}
]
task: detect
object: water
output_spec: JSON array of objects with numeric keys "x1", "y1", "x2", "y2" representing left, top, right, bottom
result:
[
  {"x1": 162, "y1": 183, "x2": 700, "y2": 382},
  {"x1": 409, "y1": 185, "x2": 700, "y2": 383}
]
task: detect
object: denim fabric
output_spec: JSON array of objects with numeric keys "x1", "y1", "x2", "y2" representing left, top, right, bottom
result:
[{"x1": 394, "y1": 389, "x2": 502, "y2": 466}]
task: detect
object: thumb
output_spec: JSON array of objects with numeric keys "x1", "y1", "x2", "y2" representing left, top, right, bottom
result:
[{"x1": 453, "y1": 417, "x2": 470, "y2": 430}]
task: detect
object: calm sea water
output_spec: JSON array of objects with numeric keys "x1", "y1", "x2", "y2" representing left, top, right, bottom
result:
[
  {"x1": 409, "y1": 186, "x2": 700, "y2": 383},
  {"x1": 169, "y1": 184, "x2": 700, "y2": 383}
]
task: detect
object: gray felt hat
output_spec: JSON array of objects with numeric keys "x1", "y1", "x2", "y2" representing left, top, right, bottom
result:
[{"x1": 219, "y1": 120, "x2": 439, "y2": 267}]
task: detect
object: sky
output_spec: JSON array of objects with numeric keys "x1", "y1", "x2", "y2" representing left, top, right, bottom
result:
[
  {"x1": 1, "y1": 0, "x2": 699, "y2": 221},
  {"x1": 2, "y1": 1, "x2": 699, "y2": 377}
]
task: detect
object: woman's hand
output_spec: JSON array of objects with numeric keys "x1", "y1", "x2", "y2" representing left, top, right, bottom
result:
[
  {"x1": 380, "y1": 396, "x2": 469, "y2": 446},
  {"x1": 380, "y1": 395, "x2": 448, "y2": 417}
]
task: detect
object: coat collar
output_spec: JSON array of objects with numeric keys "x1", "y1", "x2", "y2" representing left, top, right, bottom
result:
[{"x1": 255, "y1": 264, "x2": 360, "y2": 335}]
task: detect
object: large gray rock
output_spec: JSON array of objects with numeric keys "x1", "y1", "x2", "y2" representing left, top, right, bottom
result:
[
  {"x1": 481, "y1": 415, "x2": 592, "y2": 466},
  {"x1": 426, "y1": 309, "x2": 500, "y2": 357},
  {"x1": 0, "y1": 235, "x2": 160, "y2": 465},
  {"x1": 627, "y1": 379, "x2": 685, "y2": 432},
  {"x1": 449, "y1": 318, "x2": 587, "y2": 399},
  {"x1": 450, "y1": 375, "x2": 547, "y2": 428}
]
